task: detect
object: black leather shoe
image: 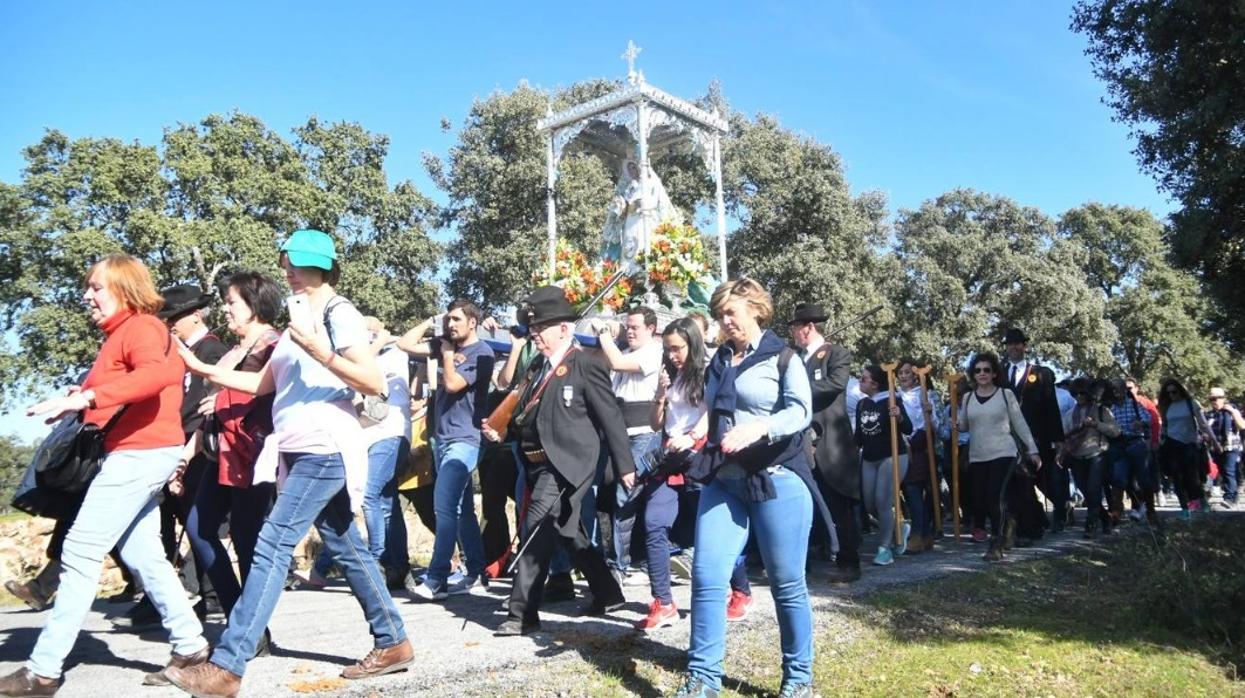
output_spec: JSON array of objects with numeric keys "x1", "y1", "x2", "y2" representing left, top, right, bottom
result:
[
  {"x1": 542, "y1": 573, "x2": 576, "y2": 603},
  {"x1": 494, "y1": 618, "x2": 540, "y2": 636},
  {"x1": 112, "y1": 597, "x2": 160, "y2": 631},
  {"x1": 826, "y1": 565, "x2": 861, "y2": 585},
  {"x1": 581, "y1": 597, "x2": 626, "y2": 617}
]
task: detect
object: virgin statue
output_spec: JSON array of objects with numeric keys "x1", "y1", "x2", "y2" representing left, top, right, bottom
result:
[{"x1": 602, "y1": 159, "x2": 682, "y2": 273}]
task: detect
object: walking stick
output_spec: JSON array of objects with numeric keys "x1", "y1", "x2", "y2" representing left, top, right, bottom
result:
[
  {"x1": 947, "y1": 372, "x2": 964, "y2": 541},
  {"x1": 880, "y1": 362, "x2": 904, "y2": 549},
  {"x1": 915, "y1": 365, "x2": 942, "y2": 536}
]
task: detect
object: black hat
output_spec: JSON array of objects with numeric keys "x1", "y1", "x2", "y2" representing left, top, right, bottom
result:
[
  {"x1": 1003, "y1": 328, "x2": 1029, "y2": 345},
  {"x1": 517, "y1": 286, "x2": 578, "y2": 327},
  {"x1": 789, "y1": 302, "x2": 828, "y2": 324},
  {"x1": 157, "y1": 284, "x2": 214, "y2": 320}
]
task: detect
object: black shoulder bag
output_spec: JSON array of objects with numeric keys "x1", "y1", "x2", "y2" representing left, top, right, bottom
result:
[{"x1": 32, "y1": 405, "x2": 129, "y2": 494}]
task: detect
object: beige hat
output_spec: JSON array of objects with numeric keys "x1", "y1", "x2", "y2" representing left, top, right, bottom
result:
[{"x1": 1208, "y1": 387, "x2": 1227, "y2": 399}]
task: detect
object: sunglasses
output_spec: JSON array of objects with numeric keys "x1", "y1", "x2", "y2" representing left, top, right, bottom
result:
[{"x1": 973, "y1": 367, "x2": 993, "y2": 375}]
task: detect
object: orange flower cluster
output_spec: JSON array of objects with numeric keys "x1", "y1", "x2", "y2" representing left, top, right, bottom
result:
[{"x1": 536, "y1": 240, "x2": 636, "y2": 312}]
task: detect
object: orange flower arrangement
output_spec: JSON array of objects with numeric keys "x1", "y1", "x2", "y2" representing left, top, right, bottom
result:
[{"x1": 536, "y1": 240, "x2": 635, "y2": 313}]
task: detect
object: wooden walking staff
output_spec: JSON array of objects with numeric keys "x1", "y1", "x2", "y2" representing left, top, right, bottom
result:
[
  {"x1": 915, "y1": 365, "x2": 942, "y2": 533},
  {"x1": 946, "y1": 371, "x2": 965, "y2": 541},
  {"x1": 880, "y1": 361, "x2": 905, "y2": 548}
]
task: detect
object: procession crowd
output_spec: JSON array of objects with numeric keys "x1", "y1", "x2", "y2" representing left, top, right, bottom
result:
[{"x1": 2, "y1": 228, "x2": 1241, "y2": 698}]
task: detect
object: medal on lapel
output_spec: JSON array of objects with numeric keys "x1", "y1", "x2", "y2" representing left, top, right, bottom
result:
[{"x1": 562, "y1": 385, "x2": 573, "y2": 406}]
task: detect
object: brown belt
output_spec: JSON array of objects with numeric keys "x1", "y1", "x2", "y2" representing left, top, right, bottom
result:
[{"x1": 522, "y1": 449, "x2": 549, "y2": 463}]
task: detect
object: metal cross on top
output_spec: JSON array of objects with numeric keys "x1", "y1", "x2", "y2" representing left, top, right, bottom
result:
[{"x1": 622, "y1": 40, "x2": 642, "y2": 84}]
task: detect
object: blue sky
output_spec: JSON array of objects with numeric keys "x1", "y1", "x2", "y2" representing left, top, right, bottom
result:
[{"x1": 0, "y1": 1, "x2": 1167, "y2": 441}]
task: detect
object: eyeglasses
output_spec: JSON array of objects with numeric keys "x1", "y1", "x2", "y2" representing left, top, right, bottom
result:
[{"x1": 973, "y1": 367, "x2": 993, "y2": 375}]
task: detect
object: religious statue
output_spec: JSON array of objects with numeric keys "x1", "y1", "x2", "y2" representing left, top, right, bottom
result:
[{"x1": 602, "y1": 159, "x2": 683, "y2": 273}]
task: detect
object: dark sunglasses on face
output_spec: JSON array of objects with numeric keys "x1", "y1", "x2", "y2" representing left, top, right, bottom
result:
[{"x1": 973, "y1": 367, "x2": 992, "y2": 375}]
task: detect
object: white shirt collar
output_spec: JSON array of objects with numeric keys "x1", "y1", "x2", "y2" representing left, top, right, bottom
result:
[
  {"x1": 183, "y1": 326, "x2": 210, "y2": 348},
  {"x1": 802, "y1": 337, "x2": 826, "y2": 358}
]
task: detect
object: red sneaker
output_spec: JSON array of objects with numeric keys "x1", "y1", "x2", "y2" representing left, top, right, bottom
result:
[
  {"x1": 635, "y1": 599, "x2": 678, "y2": 632},
  {"x1": 971, "y1": 528, "x2": 987, "y2": 543},
  {"x1": 726, "y1": 590, "x2": 754, "y2": 622}
]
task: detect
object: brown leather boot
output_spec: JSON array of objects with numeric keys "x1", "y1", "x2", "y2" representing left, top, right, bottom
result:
[
  {"x1": 164, "y1": 662, "x2": 241, "y2": 698},
  {"x1": 143, "y1": 644, "x2": 211, "y2": 686},
  {"x1": 0, "y1": 667, "x2": 59, "y2": 696},
  {"x1": 3, "y1": 581, "x2": 52, "y2": 613},
  {"x1": 340, "y1": 639, "x2": 414, "y2": 679}
]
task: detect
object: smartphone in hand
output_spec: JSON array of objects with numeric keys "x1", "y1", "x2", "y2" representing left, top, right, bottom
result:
[{"x1": 285, "y1": 294, "x2": 312, "y2": 328}]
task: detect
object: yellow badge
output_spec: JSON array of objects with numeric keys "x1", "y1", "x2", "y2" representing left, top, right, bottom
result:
[
  {"x1": 1027, "y1": 373, "x2": 1037, "y2": 384},
  {"x1": 816, "y1": 349, "x2": 827, "y2": 360},
  {"x1": 555, "y1": 365, "x2": 569, "y2": 377}
]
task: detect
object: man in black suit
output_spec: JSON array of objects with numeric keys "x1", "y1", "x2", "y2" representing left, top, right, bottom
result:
[
  {"x1": 1002, "y1": 328, "x2": 1066, "y2": 541},
  {"x1": 483, "y1": 286, "x2": 635, "y2": 636},
  {"x1": 789, "y1": 303, "x2": 860, "y2": 583}
]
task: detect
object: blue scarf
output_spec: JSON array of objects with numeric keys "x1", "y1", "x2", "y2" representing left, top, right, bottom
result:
[{"x1": 689, "y1": 330, "x2": 806, "y2": 500}]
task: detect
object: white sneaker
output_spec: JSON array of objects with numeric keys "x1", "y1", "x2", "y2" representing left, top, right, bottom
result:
[
  {"x1": 446, "y1": 575, "x2": 487, "y2": 595},
  {"x1": 410, "y1": 579, "x2": 448, "y2": 602}
]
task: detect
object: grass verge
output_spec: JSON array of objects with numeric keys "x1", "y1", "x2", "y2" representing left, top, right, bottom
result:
[{"x1": 819, "y1": 515, "x2": 1245, "y2": 697}]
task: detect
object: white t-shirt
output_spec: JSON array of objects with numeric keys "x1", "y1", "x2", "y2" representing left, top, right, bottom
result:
[
  {"x1": 612, "y1": 340, "x2": 663, "y2": 403},
  {"x1": 366, "y1": 344, "x2": 413, "y2": 444},
  {"x1": 270, "y1": 298, "x2": 368, "y2": 454},
  {"x1": 664, "y1": 379, "x2": 707, "y2": 437}
]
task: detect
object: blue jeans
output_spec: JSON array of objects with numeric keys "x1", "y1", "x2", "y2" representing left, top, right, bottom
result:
[
  {"x1": 1220, "y1": 450, "x2": 1240, "y2": 502},
  {"x1": 212, "y1": 452, "x2": 406, "y2": 676},
  {"x1": 364, "y1": 437, "x2": 410, "y2": 572},
  {"x1": 313, "y1": 437, "x2": 411, "y2": 577},
  {"x1": 427, "y1": 440, "x2": 485, "y2": 586},
  {"x1": 612, "y1": 431, "x2": 660, "y2": 571},
  {"x1": 688, "y1": 469, "x2": 814, "y2": 690},
  {"x1": 186, "y1": 476, "x2": 276, "y2": 615},
  {"x1": 902, "y1": 482, "x2": 931, "y2": 538},
  {"x1": 29, "y1": 447, "x2": 206, "y2": 679},
  {"x1": 642, "y1": 479, "x2": 679, "y2": 604},
  {"x1": 1111, "y1": 439, "x2": 1153, "y2": 491}
]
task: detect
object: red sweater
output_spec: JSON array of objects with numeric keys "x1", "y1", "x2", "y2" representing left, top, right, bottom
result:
[{"x1": 82, "y1": 310, "x2": 186, "y2": 453}]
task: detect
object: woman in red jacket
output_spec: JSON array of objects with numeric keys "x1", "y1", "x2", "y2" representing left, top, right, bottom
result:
[{"x1": 2, "y1": 254, "x2": 209, "y2": 697}]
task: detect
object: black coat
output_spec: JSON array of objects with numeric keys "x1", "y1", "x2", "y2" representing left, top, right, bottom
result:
[
  {"x1": 1013, "y1": 363, "x2": 1065, "y2": 449},
  {"x1": 804, "y1": 342, "x2": 858, "y2": 498},
  {"x1": 180, "y1": 332, "x2": 228, "y2": 438},
  {"x1": 527, "y1": 349, "x2": 636, "y2": 489}
]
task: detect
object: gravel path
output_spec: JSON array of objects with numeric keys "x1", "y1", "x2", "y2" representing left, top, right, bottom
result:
[{"x1": 0, "y1": 508, "x2": 1179, "y2": 697}]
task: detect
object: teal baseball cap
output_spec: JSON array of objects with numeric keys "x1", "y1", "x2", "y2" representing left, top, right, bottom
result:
[{"x1": 281, "y1": 229, "x2": 337, "y2": 270}]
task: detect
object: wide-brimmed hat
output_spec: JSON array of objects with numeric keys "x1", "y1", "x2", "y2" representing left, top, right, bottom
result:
[
  {"x1": 1003, "y1": 328, "x2": 1029, "y2": 345},
  {"x1": 1209, "y1": 387, "x2": 1228, "y2": 399},
  {"x1": 789, "y1": 302, "x2": 828, "y2": 324},
  {"x1": 517, "y1": 286, "x2": 578, "y2": 327},
  {"x1": 281, "y1": 229, "x2": 337, "y2": 271},
  {"x1": 157, "y1": 284, "x2": 214, "y2": 320}
]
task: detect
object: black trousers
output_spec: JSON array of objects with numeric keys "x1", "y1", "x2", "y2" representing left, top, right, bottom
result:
[
  {"x1": 1037, "y1": 446, "x2": 1069, "y2": 527},
  {"x1": 1008, "y1": 452, "x2": 1049, "y2": 538},
  {"x1": 158, "y1": 455, "x2": 213, "y2": 598},
  {"x1": 478, "y1": 443, "x2": 519, "y2": 567},
  {"x1": 508, "y1": 460, "x2": 622, "y2": 623},
  {"x1": 824, "y1": 487, "x2": 861, "y2": 567},
  {"x1": 970, "y1": 457, "x2": 1014, "y2": 537}
]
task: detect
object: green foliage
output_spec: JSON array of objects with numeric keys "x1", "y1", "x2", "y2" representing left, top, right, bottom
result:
[
  {"x1": 0, "y1": 113, "x2": 440, "y2": 408},
  {"x1": 1058, "y1": 203, "x2": 1245, "y2": 394},
  {"x1": 893, "y1": 190, "x2": 1115, "y2": 374},
  {"x1": 723, "y1": 113, "x2": 901, "y2": 360},
  {"x1": 0, "y1": 435, "x2": 34, "y2": 514},
  {"x1": 1071, "y1": 0, "x2": 1245, "y2": 350}
]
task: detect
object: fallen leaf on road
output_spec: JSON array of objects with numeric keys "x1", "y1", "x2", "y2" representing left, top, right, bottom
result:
[{"x1": 290, "y1": 678, "x2": 348, "y2": 693}]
